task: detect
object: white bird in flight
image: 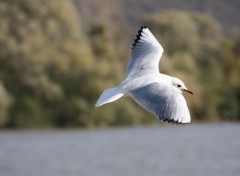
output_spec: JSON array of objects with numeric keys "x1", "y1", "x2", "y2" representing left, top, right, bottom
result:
[{"x1": 96, "y1": 26, "x2": 193, "y2": 124}]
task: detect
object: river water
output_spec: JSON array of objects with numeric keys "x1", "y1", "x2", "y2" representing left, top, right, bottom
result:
[{"x1": 0, "y1": 124, "x2": 240, "y2": 176}]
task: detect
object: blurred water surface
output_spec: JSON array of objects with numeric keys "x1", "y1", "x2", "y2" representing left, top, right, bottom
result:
[{"x1": 0, "y1": 124, "x2": 240, "y2": 176}]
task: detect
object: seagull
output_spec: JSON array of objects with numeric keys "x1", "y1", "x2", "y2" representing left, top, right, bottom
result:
[{"x1": 96, "y1": 26, "x2": 193, "y2": 124}]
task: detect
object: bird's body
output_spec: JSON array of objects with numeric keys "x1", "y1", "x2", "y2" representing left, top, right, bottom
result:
[
  {"x1": 96, "y1": 27, "x2": 193, "y2": 124},
  {"x1": 123, "y1": 72, "x2": 173, "y2": 92}
]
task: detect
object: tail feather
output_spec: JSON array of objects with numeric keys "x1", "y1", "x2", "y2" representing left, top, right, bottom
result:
[{"x1": 95, "y1": 85, "x2": 124, "y2": 107}]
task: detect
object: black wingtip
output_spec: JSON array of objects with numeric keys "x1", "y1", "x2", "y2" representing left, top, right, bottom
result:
[
  {"x1": 141, "y1": 26, "x2": 147, "y2": 29},
  {"x1": 162, "y1": 118, "x2": 185, "y2": 125},
  {"x1": 132, "y1": 26, "x2": 148, "y2": 49}
]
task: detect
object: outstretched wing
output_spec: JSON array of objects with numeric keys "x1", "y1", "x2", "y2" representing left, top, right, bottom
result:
[
  {"x1": 126, "y1": 26, "x2": 164, "y2": 78},
  {"x1": 128, "y1": 82, "x2": 191, "y2": 124}
]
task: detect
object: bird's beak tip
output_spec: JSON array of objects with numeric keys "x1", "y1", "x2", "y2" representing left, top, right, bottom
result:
[{"x1": 184, "y1": 89, "x2": 193, "y2": 95}]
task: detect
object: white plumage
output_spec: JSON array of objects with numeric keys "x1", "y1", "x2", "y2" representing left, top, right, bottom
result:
[{"x1": 96, "y1": 26, "x2": 193, "y2": 124}]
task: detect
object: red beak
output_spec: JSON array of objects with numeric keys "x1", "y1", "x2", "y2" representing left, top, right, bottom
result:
[{"x1": 184, "y1": 89, "x2": 193, "y2": 95}]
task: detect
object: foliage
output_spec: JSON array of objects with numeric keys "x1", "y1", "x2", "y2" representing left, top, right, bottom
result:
[
  {"x1": 0, "y1": 0, "x2": 94, "y2": 128},
  {"x1": 73, "y1": 0, "x2": 240, "y2": 36},
  {"x1": 0, "y1": 1, "x2": 239, "y2": 128},
  {"x1": 0, "y1": 82, "x2": 12, "y2": 126},
  {"x1": 0, "y1": 0, "x2": 154, "y2": 128}
]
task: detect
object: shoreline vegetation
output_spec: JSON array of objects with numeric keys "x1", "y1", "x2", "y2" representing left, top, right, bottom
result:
[{"x1": 0, "y1": 0, "x2": 239, "y2": 129}]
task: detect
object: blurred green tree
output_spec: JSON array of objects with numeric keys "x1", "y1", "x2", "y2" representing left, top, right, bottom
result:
[
  {"x1": 0, "y1": 1, "x2": 239, "y2": 128},
  {"x1": 0, "y1": 0, "x2": 95, "y2": 128},
  {"x1": 0, "y1": 82, "x2": 12, "y2": 126},
  {"x1": 0, "y1": 0, "x2": 154, "y2": 128}
]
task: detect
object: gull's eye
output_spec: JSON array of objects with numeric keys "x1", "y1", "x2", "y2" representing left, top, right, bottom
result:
[{"x1": 177, "y1": 84, "x2": 181, "y2": 88}]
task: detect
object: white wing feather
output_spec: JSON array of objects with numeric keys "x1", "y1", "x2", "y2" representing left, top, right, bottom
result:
[
  {"x1": 128, "y1": 82, "x2": 191, "y2": 124},
  {"x1": 126, "y1": 27, "x2": 164, "y2": 77}
]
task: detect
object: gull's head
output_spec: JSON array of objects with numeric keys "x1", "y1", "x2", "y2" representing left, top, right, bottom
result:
[{"x1": 172, "y1": 77, "x2": 193, "y2": 95}]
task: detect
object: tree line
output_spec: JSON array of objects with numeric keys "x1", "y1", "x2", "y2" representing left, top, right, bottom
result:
[{"x1": 0, "y1": 0, "x2": 239, "y2": 128}]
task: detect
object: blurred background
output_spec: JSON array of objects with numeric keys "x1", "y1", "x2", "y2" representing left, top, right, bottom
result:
[
  {"x1": 0, "y1": 0, "x2": 240, "y2": 176},
  {"x1": 0, "y1": 0, "x2": 239, "y2": 129}
]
